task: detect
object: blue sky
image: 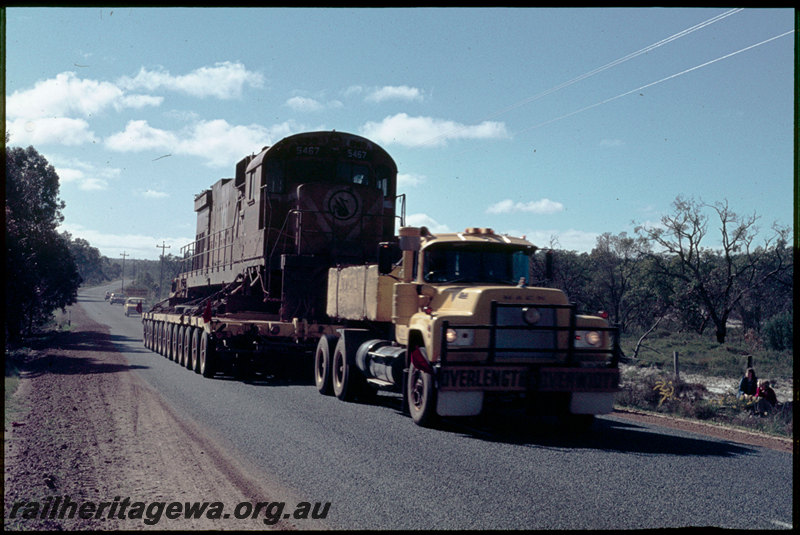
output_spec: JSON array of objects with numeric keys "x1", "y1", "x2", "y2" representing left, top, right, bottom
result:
[{"x1": 5, "y1": 7, "x2": 794, "y2": 261}]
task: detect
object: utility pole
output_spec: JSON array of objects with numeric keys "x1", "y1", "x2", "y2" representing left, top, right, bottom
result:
[
  {"x1": 156, "y1": 241, "x2": 171, "y2": 299},
  {"x1": 120, "y1": 251, "x2": 128, "y2": 294}
]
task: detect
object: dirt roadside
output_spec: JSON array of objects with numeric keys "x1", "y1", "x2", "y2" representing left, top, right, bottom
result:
[
  {"x1": 3, "y1": 302, "x2": 299, "y2": 531},
  {"x1": 612, "y1": 409, "x2": 794, "y2": 454}
]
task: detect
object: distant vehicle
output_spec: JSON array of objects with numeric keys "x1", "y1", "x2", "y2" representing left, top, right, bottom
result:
[
  {"x1": 124, "y1": 297, "x2": 146, "y2": 316},
  {"x1": 105, "y1": 291, "x2": 111, "y2": 300},
  {"x1": 109, "y1": 293, "x2": 127, "y2": 305}
]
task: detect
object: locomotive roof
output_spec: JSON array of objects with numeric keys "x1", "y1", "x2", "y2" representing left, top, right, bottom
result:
[{"x1": 246, "y1": 130, "x2": 397, "y2": 174}]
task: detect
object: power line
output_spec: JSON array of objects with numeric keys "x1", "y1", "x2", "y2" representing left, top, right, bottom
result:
[
  {"x1": 515, "y1": 29, "x2": 795, "y2": 135},
  {"x1": 413, "y1": 8, "x2": 744, "y2": 149}
]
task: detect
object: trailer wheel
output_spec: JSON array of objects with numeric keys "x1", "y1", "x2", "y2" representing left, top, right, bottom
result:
[
  {"x1": 314, "y1": 335, "x2": 337, "y2": 395},
  {"x1": 332, "y1": 338, "x2": 357, "y2": 401},
  {"x1": 164, "y1": 323, "x2": 175, "y2": 360},
  {"x1": 199, "y1": 330, "x2": 217, "y2": 378},
  {"x1": 190, "y1": 327, "x2": 200, "y2": 373},
  {"x1": 407, "y1": 349, "x2": 438, "y2": 427},
  {"x1": 156, "y1": 322, "x2": 164, "y2": 355},
  {"x1": 182, "y1": 326, "x2": 193, "y2": 369},
  {"x1": 142, "y1": 320, "x2": 149, "y2": 349},
  {"x1": 159, "y1": 322, "x2": 168, "y2": 356},
  {"x1": 176, "y1": 325, "x2": 186, "y2": 366},
  {"x1": 170, "y1": 324, "x2": 180, "y2": 362}
]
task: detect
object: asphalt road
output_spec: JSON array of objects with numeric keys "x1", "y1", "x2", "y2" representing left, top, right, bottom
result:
[{"x1": 84, "y1": 283, "x2": 793, "y2": 530}]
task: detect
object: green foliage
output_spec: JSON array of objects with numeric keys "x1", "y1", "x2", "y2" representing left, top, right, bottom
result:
[
  {"x1": 763, "y1": 311, "x2": 793, "y2": 351},
  {"x1": 63, "y1": 232, "x2": 109, "y2": 286},
  {"x1": 5, "y1": 145, "x2": 81, "y2": 342},
  {"x1": 621, "y1": 328, "x2": 793, "y2": 378}
]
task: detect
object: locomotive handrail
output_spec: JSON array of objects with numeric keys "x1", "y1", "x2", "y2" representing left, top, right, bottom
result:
[{"x1": 180, "y1": 225, "x2": 236, "y2": 277}]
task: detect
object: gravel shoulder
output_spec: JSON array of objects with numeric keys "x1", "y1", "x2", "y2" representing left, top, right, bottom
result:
[
  {"x1": 3, "y1": 302, "x2": 296, "y2": 531},
  {"x1": 611, "y1": 409, "x2": 793, "y2": 454}
]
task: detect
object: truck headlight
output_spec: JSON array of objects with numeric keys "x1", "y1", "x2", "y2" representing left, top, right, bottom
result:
[
  {"x1": 446, "y1": 328, "x2": 474, "y2": 346},
  {"x1": 522, "y1": 307, "x2": 541, "y2": 325},
  {"x1": 576, "y1": 330, "x2": 603, "y2": 347}
]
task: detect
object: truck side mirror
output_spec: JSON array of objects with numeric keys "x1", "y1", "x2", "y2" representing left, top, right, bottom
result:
[{"x1": 378, "y1": 242, "x2": 401, "y2": 274}]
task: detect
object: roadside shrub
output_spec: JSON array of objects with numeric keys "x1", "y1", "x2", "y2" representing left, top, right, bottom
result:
[
  {"x1": 615, "y1": 368, "x2": 792, "y2": 438},
  {"x1": 763, "y1": 312, "x2": 793, "y2": 351}
]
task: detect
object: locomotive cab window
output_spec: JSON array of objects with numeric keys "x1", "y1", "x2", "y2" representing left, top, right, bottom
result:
[
  {"x1": 265, "y1": 160, "x2": 285, "y2": 193},
  {"x1": 337, "y1": 162, "x2": 371, "y2": 187}
]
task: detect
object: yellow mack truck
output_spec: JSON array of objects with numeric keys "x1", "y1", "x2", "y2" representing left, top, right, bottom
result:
[{"x1": 318, "y1": 226, "x2": 620, "y2": 428}]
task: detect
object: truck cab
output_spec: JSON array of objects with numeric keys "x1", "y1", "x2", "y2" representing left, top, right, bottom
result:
[{"x1": 322, "y1": 226, "x2": 620, "y2": 427}]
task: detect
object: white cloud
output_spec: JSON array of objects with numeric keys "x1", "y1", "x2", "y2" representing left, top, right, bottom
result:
[
  {"x1": 361, "y1": 113, "x2": 509, "y2": 148},
  {"x1": 51, "y1": 156, "x2": 120, "y2": 191},
  {"x1": 404, "y1": 213, "x2": 451, "y2": 233},
  {"x1": 7, "y1": 117, "x2": 97, "y2": 146},
  {"x1": 118, "y1": 94, "x2": 164, "y2": 109},
  {"x1": 285, "y1": 96, "x2": 324, "y2": 112},
  {"x1": 105, "y1": 120, "x2": 179, "y2": 152},
  {"x1": 117, "y1": 61, "x2": 264, "y2": 99},
  {"x1": 398, "y1": 172, "x2": 425, "y2": 188},
  {"x1": 142, "y1": 189, "x2": 169, "y2": 199},
  {"x1": 58, "y1": 222, "x2": 193, "y2": 261},
  {"x1": 104, "y1": 119, "x2": 298, "y2": 168},
  {"x1": 365, "y1": 85, "x2": 424, "y2": 103},
  {"x1": 521, "y1": 229, "x2": 599, "y2": 252},
  {"x1": 486, "y1": 198, "x2": 564, "y2": 215},
  {"x1": 79, "y1": 178, "x2": 110, "y2": 191},
  {"x1": 6, "y1": 72, "x2": 124, "y2": 120}
]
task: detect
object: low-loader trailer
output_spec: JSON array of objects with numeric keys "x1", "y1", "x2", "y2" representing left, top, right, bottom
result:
[{"x1": 142, "y1": 131, "x2": 619, "y2": 427}]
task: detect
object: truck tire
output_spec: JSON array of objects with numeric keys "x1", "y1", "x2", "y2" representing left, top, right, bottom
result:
[
  {"x1": 407, "y1": 351, "x2": 438, "y2": 427},
  {"x1": 314, "y1": 335, "x2": 337, "y2": 395},
  {"x1": 164, "y1": 323, "x2": 175, "y2": 361},
  {"x1": 199, "y1": 330, "x2": 217, "y2": 378},
  {"x1": 332, "y1": 338, "x2": 356, "y2": 401},
  {"x1": 156, "y1": 322, "x2": 164, "y2": 355},
  {"x1": 170, "y1": 324, "x2": 179, "y2": 362},
  {"x1": 189, "y1": 327, "x2": 200, "y2": 373},
  {"x1": 182, "y1": 326, "x2": 192, "y2": 369},
  {"x1": 176, "y1": 325, "x2": 186, "y2": 366}
]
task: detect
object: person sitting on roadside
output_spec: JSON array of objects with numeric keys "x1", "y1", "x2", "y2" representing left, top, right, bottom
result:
[
  {"x1": 737, "y1": 368, "x2": 758, "y2": 399},
  {"x1": 753, "y1": 380, "x2": 778, "y2": 415}
]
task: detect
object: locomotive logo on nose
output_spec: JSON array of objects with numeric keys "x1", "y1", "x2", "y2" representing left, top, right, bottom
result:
[{"x1": 328, "y1": 190, "x2": 359, "y2": 221}]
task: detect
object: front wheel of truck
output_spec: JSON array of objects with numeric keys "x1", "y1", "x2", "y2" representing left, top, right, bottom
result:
[{"x1": 407, "y1": 354, "x2": 438, "y2": 427}]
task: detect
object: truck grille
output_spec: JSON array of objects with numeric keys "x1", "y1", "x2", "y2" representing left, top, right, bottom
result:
[{"x1": 440, "y1": 301, "x2": 619, "y2": 365}]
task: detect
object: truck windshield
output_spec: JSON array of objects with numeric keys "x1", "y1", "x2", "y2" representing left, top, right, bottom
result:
[{"x1": 422, "y1": 244, "x2": 531, "y2": 284}]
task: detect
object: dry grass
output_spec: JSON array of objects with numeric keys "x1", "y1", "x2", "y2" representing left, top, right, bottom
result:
[{"x1": 616, "y1": 366, "x2": 793, "y2": 438}]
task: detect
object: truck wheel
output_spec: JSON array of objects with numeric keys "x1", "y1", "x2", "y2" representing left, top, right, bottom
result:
[
  {"x1": 199, "y1": 330, "x2": 217, "y2": 378},
  {"x1": 314, "y1": 335, "x2": 337, "y2": 395},
  {"x1": 407, "y1": 350, "x2": 438, "y2": 427},
  {"x1": 332, "y1": 338, "x2": 356, "y2": 401},
  {"x1": 176, "y1": 325, "x2": 185, "y2": 366}
]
